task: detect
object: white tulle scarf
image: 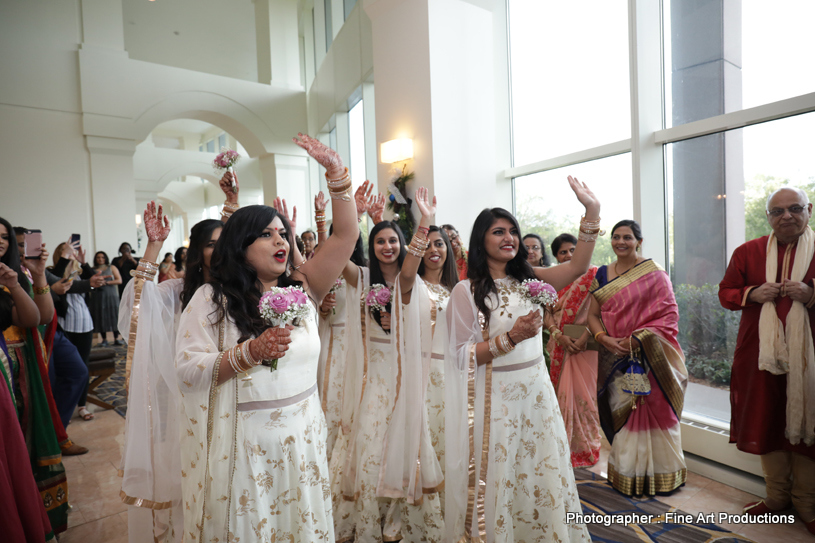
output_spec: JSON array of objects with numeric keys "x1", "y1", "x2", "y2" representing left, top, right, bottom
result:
[{"x1": 758, "y1": 228, "x2": 815, "y2": 445}]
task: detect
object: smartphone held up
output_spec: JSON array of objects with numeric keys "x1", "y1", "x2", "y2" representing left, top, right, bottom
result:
[{"x1": 23, "y1": 229, "x2": 42, "y2": 260}]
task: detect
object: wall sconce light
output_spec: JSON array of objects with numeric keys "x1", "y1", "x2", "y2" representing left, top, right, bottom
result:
[
  {"x1": 380, "y1": 138, "x2": 414, "y2": 164},
  {"x1": 135, "y1": 214, "x2": 142, "y2": 226}
]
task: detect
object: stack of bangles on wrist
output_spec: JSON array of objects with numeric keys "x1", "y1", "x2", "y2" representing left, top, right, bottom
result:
[
  {"x1": 226, "y1": 341, "x2": 260, "y2": 374},
  {"x1": 407, "y1": 227, "x2": 430, "y2": 258},
  {"x1": 548, "y1": 325, "x2": 562, "y2": 338},
  {"x1": 578, "y1": 215, "x2": 605, "y2": 243},
  {"x1": 315, "y1": 209, "x2": 327, "y2": 233},
  {"x1": 488, "y1": 332, "x2": 516, "y2": 358},
  {"x1": 221, "y1": 200, "x2": 240, "y2": 219},
  {"x1": 131, "y1": 259, "x2": 158, "y2": 281},
  {"x1": 33, "y1": 285, "x2": 51, "y2": 295},
  {"x1": 326, "y1": 168, "x2": 352, "y2": 201}
]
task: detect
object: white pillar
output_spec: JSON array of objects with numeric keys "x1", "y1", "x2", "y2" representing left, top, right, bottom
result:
[
  {"x1": 254, "y1": 0, "x2": 302, "y2": 87},
  {"x1": 259, "y1": 154, "x2": 312, "y2": 231},
  {"x1": 79, "y1": 0, "x2": 125, "y2": 51},
  {"x1": 86, "y1": 136, "x2": 138, "y2": 255},
  {"x1": 364, "y1": 0, "x2": 496, "y2": 239}
]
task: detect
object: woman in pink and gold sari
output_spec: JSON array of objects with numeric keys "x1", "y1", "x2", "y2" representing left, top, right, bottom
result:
[
  {"x1": 544, "y1": 232, "x2": 602, "y2": 467},
  {"x1": 587, "y1": 220, "x2": 688, "y2": 497}
]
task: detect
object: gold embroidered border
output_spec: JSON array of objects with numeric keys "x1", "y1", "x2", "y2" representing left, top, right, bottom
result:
[
  {"x1": 465, "y1": 344, "x2": 477, "y2": 539},
  {"x1": 423, "y1": 479, "x2": 445, "y2": 494},
  {"x1": 606, "y1": 463, "x2": 687, "y2": 496},
  {"x1": 125, "y1": 277, "x2": 146, "y2": 392},
  {"x1": 392, "y1": 296, "x2": 403, "y2": 408},
  {"x1": 119, "y1": 489, "x2": 173, "y2": 510},
  {"x1": 359, "y1": 296, "x2": 369, "y2": 408},
  {"x1": 634, "y1": 330, "x2": 685, "y2": 418},
  {"x1": 321, "y1": 326, "x2": 335, "y2": 414},
  {"x1": 592, "y1": 260, "x2": 662, "y2": 306},
  {"x1": 476, "y1": 360, "x2": 491, "y2": 538}
]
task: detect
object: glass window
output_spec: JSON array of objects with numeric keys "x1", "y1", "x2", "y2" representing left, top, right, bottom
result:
[
  {"x1": 667, "y1": 112, "x2": 815, "y2": 422},
  {"x1": 199, "y1": 144, "x2": 204, "y2": 152},
  {"x1": 344, "y1": 0, "x2": 356, "y2": 20},
  {"x1": 206, "y1": 140, "x2": 215, "y2": 153},
  {"x1": 312, "y1": 8, "x2": 318, "y2": 70},
  {"x1": 324, "y1": 0, "x2": 333, "y2": 52},
  {"x1": 328, "y1": 127, "x2": 337, "y2": 152},
  {"x1": 514, "y1": 153, "x2": 633, "y2": 267},
  {"x1": 348, "y1": 99, "x2": 366, "y2": 191},
  {"x1": 218, "y1": 133, "x2": 226, "y2": 150},
  {"x1": 664, "y1": 0, "x2": 815, "y2": 127},
  {"x1": 508, "y1": 0, "x2": 630, "y2": 165}
]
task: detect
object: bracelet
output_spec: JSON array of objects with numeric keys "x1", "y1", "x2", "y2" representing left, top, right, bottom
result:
[
  {"x1": 488, "y1": 337, "x2": 501, "y2": 358},
  {"x1": 226, "y1": 346, "x2": 243, "y2": 374},
  {"x1": 594, "y1": 331, "x2": 607, "y2": 341},
  {"x1": 317, "y1": 225, "x2": 328, "y2": 234},
  {"x1": 241, "y1": 341, "x2": 259, "y2": 368},
  {"x1": 579, "y1": 216, "x2": 605, "y2": 237},
  {"x1": 547, "y1": 325, "x2": 558, "y2": 333},
  {"x1": 552, "y1": 329, "x2": 562, "y2": 338},
  {"x1": 315, "y1": 209, "x2": 326, "y2": 218},
  {"x1": 417, "y1": 226, "x2": 430, "y2": 236},
  {"x1": 407, "y1": 234, "x2": 429, "y2": 258},
  {"x1": 223, "y1": 201, "x2": 240, "y2": 211},
  {"x1": 138, "y1": 259, "x2": 159, "y2": 273},
  {"x1": 489, "y1": 332, "x2": 516, "y2": 359},
  {"x1": 505, "y1": 331, "x2": 516, "y2": 347},
  {"x1": 325, "y1": 167, "x2": 350, "y2": 183},
  {"x1": 577, "y1": 231, "x2": 599, "y2": 243},
  {"x1": 33, "y1": 285, "x2": 51, "y2": 295}
]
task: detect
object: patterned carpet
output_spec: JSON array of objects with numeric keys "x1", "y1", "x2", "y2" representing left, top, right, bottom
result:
[
  {"x1": 91, "y1": 343, "x2": 128, "y2": 417},
  {"x1": 575, "y1": 468, "x2": 756, "y2": 542}
]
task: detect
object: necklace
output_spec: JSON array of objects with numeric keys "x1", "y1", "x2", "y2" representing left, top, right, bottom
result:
[{"x1": 613, "y1": 260, "x2": 637, "y2": 277}]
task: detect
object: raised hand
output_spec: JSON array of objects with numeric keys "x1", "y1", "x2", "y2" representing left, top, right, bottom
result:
[
  {"x1": 76, "y1": 245, "x2": 86, "y2": 265},
  {"x1": 567, "y1": 175, "x2": 600, "y2": 216},
  {"x1": 144, "y1": 201, "x2": 171, "y2": 243},
  {"x1": 249, "y1": 325, "x2": 294, "y2": 362},
  {"x1": 273, "y1": 197, "x2": 297, "y2": 232},
  {"x1": 26, "y1": 245, "x2": 49, "y2": 278},
  {"x1": 414, "y1": 187, "x2": 436, "y2": 219},
  {"x1": 314, "y1": 191, "x2": 327, "y2": 212},
  {"x1": 293, "y1": 133, "x2": 344, "y2": 178},
  {"x1": 219, "y1": 171, "x2": 239, "y2": 200},
  {"x1": 508, "y1": 309, "x2": 543, "y2": 344},
  {"x1": 0, "y1": 263, "x2": 18, "y2": 289},
  {"x1": 354, "y1": 181, "x2": 374, "y2": 216},
  {"x1": 368, "y1": 192, "x2": 386, "y2": 224},
  {"x1": 90, "y1": 271, "x2": 110, "y2": 288}
]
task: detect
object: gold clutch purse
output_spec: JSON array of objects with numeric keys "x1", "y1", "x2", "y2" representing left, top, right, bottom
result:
[{"x1": 562, "y1": 324, "x2": 600, "y2": 351}]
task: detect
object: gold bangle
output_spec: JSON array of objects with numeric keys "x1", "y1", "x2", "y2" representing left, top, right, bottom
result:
[
  {"x1": 33, "y1": 285, "x2": 51, "y2": 295},
  {"x1": 325, "y1": 167, "x2": 350, "y2": 183},
  {"x1": 594, "y1": 331, "x2": 607, "y2": 341}
]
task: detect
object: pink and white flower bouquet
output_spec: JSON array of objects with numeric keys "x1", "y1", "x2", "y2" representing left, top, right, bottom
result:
[
  {"x1": 258, "y1": 286, "x2": 310, "y2": 371},
  {"x1": 364, "y1": 283, "x2": 392, "y2": 312},
  {"x1": 213, "y1": 147, "x2": 241, "y2": 193},
  {"x1": 520, "y1": 279, "x2": 558, "y2": 309}
]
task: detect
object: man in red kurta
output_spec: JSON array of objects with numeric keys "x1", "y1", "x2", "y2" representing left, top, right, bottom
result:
[{"x1": 719, "y1": 188, "x2": 815, "y2": 535}]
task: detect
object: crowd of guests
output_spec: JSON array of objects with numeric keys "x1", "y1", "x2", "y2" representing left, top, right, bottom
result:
[{"x1": 2, "y1": 133, "x2": 813, "y2": 541}]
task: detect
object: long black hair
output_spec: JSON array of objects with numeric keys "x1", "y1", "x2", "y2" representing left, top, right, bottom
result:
[
  {"x1": 329, "y1": 224, "x2": 367, "y2": 267},
  {"x1": 209, "y1": 206, "x2": 301, "y2": 341},
  {"x1": 173, "y1": 246, "x2": 185, "y2": 272},
  {"x1": 0, "y1": 217, "x2": 29, "y2": 291},
  {"x1": 368, "y1": 221, "x2": 406, "y2": 333},
  {"x1": 94, "y1": 251, "x2": 110, "y2": 267},
  {"x1": 418, "y1": 225, "x2": 459, "y2": 290},
  {"x1": 467, "y1": 208, "x2": 536, "y2": 322},
  {"x1": 180, "y1": 219, "x2": 222, "y2": 310},
  {"x1": 523, "y1": 233, "x2": 551, "y2": 267}
]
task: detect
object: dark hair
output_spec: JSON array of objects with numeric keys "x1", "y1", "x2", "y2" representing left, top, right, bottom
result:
[
  {"x1": 522, "y1": 233, "x2": 551, "y2": 267},
  {"x1": 611, "y1": 219, "x2": 643, "y2": 241},
  {"x1": 209, "y1": 206, "x2": 301, "y2": 340},
  {"x1": 94, "y1": 251, "x2": 110, "y2": 266},
  {"x1": 164, "y1": 252, "x2": 173, "y2": 260},
  {"x1": 295, "y1": 236, "x2": 305, "y2": 254},
  {"x1": 551, "y1": 233, "x2": 578, "y2": 259},
  {"x1": 118, "y1": 242, "x2": 133, "y2": 255},
  {"x1": 301, "y1": 230, "x2": 316, "y2": 241},
  {"x1": 173, "y1": 246, "x2": 186, "y2": 272},
  {"x1": 180, "y1": 219, "x2": 223, "y2": 310},
  {"x1": 12, "y1": 226, "x2": 26, "y2": 236},
  {"x1": 329, "y1": 224, "x2": 367, "y2": 267},
  {"x1": 0, "y1": 289, "x2": 13, "y2": 331},
  {"x1": 441, "y1": 224, "x2": 458, "y2": 234},
  {"x1": 467, "y1": 208, "x2": 536, "y2": 322},
  {"x1": 0, "y1": 217, "x2": 30, "y2": 291},
  {"x1": 368, "y1": 221, "x2": 406, "y2": 333},
  {"x1": 418, "y1": 226, "x2": 459, "y2": 290}
]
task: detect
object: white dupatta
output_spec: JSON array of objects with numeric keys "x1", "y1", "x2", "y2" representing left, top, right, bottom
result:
[
  {"x1": 377, "y1": 275, "x2": 443, "y2": 503},
  {"x1": 758, "y1": 228, "x2": 815, "y2": 445}
]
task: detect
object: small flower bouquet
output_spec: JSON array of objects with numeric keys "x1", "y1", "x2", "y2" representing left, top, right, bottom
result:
[
  {"x1": 327, "y1": 278, "x2": 343, "y2": 315},
  {"x1": 213, "y1": 148, "x2": 241, "y2": 193},
  {"x1": 520, "y1": 279, "x2": 558, "y2": 309},
  {"x1": 365, "y1": 284, "x2": 392, "y2": 312},
  {"x1": 258, "y1": 286, "x2": 310, "y2": 371}
]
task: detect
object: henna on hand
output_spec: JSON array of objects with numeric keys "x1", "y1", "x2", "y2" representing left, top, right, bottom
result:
[
  {"x1": 510, "y1": 310, "x2": 543, "y2": 343},
  {"x1": 144, "y1": 201, "x2": 171, "y2": 242},
  {"x1": 354, "y1": 181, "x2": 373, "y2": 216},
  {"x1": 249, "y1": 326, "x2": 293, "y2": 361},
  {"x1": 293, "y1": 133, "x2": 344, "y2": 177}
]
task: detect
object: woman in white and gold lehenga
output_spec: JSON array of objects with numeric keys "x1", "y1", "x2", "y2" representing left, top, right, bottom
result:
[
  {"x1": 445, "y1": 176, "x2": 598, "y2": 543},
  {"x1": 174, "y1": 134, "x2": 357, "y2": 541}
]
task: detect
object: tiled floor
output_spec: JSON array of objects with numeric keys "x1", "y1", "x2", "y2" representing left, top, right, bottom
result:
[{"x1": 62, "y1": 409, "x2": 813, "y2": 542}]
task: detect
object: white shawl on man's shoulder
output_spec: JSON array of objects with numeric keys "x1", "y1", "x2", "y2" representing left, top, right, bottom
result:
[{"x1": 758, "y1": 227, "x2": 815, "y2": 445}]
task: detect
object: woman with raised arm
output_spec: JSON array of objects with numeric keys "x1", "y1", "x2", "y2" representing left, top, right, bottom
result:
[
  {"x1": 377, "y1": 187, "x2": 457, "y2": 535},
  {"x1": 174, "y1": 134, "x2": 357, "y2": 541},
  {"x1": 445, "y1": 176, "x2": 598, "y2": 542},
  {"x1": 332, "y1": 185, "x2": 421, "y2": 542},
  {"x1": 117, "y1": 170, "x2": 238, "y2": 543}
]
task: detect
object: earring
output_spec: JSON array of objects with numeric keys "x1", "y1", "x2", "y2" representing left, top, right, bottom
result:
[{"x1": 199, "y1": 266, "x2": 203, "y2": 272}]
